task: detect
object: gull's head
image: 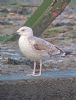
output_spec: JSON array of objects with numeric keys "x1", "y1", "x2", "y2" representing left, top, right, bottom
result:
[{"x1": 17, "y1": 26, "x2": 33, "y2": 37}]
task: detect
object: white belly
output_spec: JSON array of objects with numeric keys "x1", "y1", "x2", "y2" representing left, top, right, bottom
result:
[{"x1": 19, "y1": 36, "x2": 41, "y2": 61}]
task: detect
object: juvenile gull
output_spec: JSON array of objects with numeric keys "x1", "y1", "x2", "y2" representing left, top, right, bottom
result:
[{"x1": 17, "y1": 26, "x2": 66, "y2": 76}]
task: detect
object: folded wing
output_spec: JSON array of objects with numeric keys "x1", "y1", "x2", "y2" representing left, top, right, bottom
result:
[{"x1": 29, "y1": 37, "x2": 63, "y2": 56}]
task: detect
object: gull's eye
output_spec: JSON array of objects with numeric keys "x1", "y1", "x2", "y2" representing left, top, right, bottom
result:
[{"x1": 21, "y1": 29, "x2": 25, "y2": 31}]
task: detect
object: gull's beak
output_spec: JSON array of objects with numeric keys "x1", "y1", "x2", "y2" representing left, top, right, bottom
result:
[
  {"x1": 17, "y1": 29, "x2": 19, "y2": 33},
  {"x1": 17, "y1": 29, "x2": 20, "y2": 35}
]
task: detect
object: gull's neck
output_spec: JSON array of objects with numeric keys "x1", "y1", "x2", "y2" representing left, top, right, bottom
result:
[{"x1": 20, "y1": 35, "x2": 33, "y2": 40}]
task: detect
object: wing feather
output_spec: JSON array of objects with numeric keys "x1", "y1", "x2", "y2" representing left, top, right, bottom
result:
[{"x1": 29, "y1": 37, "x2": 62, "y2": 55}]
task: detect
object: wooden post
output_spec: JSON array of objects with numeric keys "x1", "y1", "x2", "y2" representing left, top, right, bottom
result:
[{"x1": 25, "y1": 0, "x2": 71, "y2": 36}]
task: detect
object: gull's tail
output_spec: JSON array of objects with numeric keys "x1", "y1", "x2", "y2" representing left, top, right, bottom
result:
[
  {"x1": 61, "y1": 51, "x2": 72, "y2": 57},
  {"x1": 64, "y1": 51, "x2": 72, "y2": 55},
  {"x1": 56, "y1": 46, "x2": 72, "y2": 57}
]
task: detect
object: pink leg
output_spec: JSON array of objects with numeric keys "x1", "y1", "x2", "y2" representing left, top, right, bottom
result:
[
  {"x1": 32, "y1": 61, "x2": 36, "y2": 75},
  {"x1": 38, "y1": 60, "x2": 42, "y2": 76},
  {"x1": 32, "y1": 60, "x2": 42, "y2": 76}
]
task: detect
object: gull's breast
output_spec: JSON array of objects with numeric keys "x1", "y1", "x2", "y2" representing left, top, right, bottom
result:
[{"x1": 19, "y1": 36, "x2": 42, "y2": 61}]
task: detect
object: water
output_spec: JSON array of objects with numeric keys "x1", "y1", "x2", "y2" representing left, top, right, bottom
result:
[{"x1": 0, "y1": 69, "x2": 76, "y2": 81}]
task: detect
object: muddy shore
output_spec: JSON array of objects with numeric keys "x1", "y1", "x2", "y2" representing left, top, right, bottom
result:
[{"x1": 0, "y1": 3, "x2": 76, "y2": 100}]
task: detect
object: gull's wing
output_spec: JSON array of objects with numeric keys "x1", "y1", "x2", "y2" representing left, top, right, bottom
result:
[{"x1": 29, "y1": 37, "x2": 63, "y2": 56}]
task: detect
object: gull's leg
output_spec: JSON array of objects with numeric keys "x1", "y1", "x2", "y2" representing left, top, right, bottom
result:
[
  {"x1": 38, "y1": 60, "x2": 42, "y2": 76},
  {"x1": 27, "y1": 60, "x2": 42, "y2": 76},
  {"x1": 32, "y1": 61, "x2": 36, "y2": 75},
  {"x1": 26, "y1": 61, "x2": 36, "y2": 76},
  {"x1": 27, "y1": 61, "x2": 41, "y2": 76},
  {"x1": 32, "y1": 60, "x2": 42, "y2": 76}
]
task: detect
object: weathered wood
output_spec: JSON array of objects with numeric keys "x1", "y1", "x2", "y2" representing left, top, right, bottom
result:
[
  {"x1": 25, "y1": 0, "x2": 71, "y2": 36},
  {"x1": 0, "y1": 0, "x2": 71, "y2": 42}
]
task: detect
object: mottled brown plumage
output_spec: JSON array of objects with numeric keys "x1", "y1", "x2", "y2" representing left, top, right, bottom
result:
[{"x1": 17, "y1": 26, "x2": 65, "y2": 76}]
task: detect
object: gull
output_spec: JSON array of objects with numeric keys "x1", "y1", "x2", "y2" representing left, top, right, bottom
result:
[{"x1": 17, "y1": 26, "x2": 70, "y2": 76}]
